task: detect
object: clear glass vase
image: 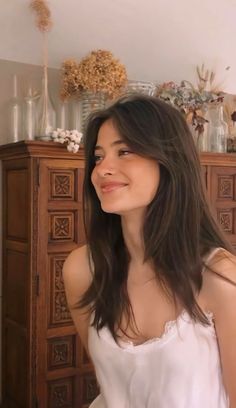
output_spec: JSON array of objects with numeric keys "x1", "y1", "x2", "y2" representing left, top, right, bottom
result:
[
  {"x1": 126, "y1": 80, "x2": 156, "y2": 96},
  {"x1": 56, "y1": 99, "x2": 69, "y2": 130},
  {"x1": 23, "y1": 87, "x2": 38, "y2": 140},
  {"x1": 9, "y1": 74, "x2": 23, "y2": 142},
  {"x1": 207, "y1": 104, "x2": 228, "y2": 153},
  {"x1": 70, "y1": 98, "x2": 82, "y2": 131},
  {"x1": 81, "y1": 91, "x2": 107, "y2": 131},
  {"x1": 195, "y1": 131, "x2": 210, "y2": 152},
  {"x1": 36, "y1": 75, "x2": 56, "y2": 140}
]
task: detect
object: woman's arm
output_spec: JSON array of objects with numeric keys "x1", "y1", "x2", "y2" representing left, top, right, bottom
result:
[
  {"x1": 63, "y1": 245, "x2": 92, "y2": 353},
  {"x1": 203, "y1": 250, "x2": 236, "y2": 407}
]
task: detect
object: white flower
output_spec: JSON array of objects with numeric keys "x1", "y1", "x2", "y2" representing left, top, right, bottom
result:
[
  {"x1": 50, "y1": 128, "x2": 83, "y2": 153},
  {"x1": 67, "y1": 142, "x2": 75, "y2": 152},
  {"x1": 70, "y1": 144, "x2": 79, "y2": 153}
]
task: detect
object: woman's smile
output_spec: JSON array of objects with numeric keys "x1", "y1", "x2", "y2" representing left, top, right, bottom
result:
[
  {"x1": 100, "y1": 181, "x2": 129, "y2": 194},
  {"x1": 91, "y1": 119, "x2": 160, "y2": 215}
]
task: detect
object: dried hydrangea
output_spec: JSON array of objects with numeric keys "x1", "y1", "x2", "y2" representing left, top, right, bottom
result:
[
  {"x1": 60, "y1": 59, "x2": 82, "y2": 100},
  {"x1": 61, "y1": 49, "x2": 127, "y2": 100}
]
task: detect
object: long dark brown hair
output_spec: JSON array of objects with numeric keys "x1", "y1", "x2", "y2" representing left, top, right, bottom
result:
[{"x1": 80, "y1": 94, "x2": 232, "y2": 339}]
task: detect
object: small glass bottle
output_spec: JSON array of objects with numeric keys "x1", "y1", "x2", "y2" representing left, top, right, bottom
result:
[
  {"x1": 23, "y1": 87, "x2": 38, "y2": 140},
  {"x1": 207, "y1": 104, "x2": 228, "y2": 153},
  {"x1": 228, "y1": 112, "x2": 236, "y2": 152},
  {"x1": 9, "y1": 74, "x2": 23, "y2": 142}
]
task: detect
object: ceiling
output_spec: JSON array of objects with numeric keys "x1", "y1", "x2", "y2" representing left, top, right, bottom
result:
[{"x1": 1, "y1": 0, "x2": 236, "y2": 92}]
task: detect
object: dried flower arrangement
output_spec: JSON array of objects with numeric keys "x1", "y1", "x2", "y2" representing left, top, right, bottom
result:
[
  {"x1": 29, "y1": 0, "x2": 52, "y2": 70},
  {"x1": 60, "y1": 49, "x2": 127, "y2": 100},
  {"x1": 156, "y1": 66, "x2": 224, "y2": 135},
  {"x1": 30, "y1": 0, "x2": 52, "y2": 32}
]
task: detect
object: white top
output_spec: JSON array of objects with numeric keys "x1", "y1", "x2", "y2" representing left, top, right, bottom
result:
[{"x1": 88, "y1": 251, "x2": 229, "y2": 408}]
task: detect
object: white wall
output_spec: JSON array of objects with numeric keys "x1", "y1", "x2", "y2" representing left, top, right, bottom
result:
[{"x1": 0, "y1": 0, "x2": 236, "y2": 92}]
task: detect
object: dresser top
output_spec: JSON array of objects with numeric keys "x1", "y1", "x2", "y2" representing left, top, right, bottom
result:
[{"x1": 0, "y1": 140, "x2": 84, "y2": 160}]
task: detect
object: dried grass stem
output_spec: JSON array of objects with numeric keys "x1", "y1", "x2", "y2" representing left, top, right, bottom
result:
[{"x1": 30, "y1": 0, "x2": 52, "y2": 32}]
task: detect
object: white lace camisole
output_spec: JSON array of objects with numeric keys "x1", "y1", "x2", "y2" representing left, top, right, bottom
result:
[{"x1": 88, "y1": 250, "x2": 229, "y2": 408}]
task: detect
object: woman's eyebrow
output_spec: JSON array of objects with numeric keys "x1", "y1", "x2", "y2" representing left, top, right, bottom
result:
[{"x1": 94, "y1": 140, "x2": 125, "y2": 151}]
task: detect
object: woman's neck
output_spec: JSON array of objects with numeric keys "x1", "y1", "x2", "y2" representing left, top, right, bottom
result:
[{"x1": 121, "y1": 212, "x2": 145, "y2": 264}]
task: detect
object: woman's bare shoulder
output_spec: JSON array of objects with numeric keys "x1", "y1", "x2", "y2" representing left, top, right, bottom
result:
[
  {"x1": 202, "y1": 248, "x2": 236, "y2": 404},
  {"x1": 201, "y1": 248, "x2": 236, "y2": 312},
  {"x1": 63, "y1": 245, "x2": 92, "y2": 308},
  {"x1": 63, "y1": 245, "x2": 93, "y2": 350}
]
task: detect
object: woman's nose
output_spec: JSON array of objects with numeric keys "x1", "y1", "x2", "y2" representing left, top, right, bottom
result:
[{"x1": 96, "y1": 155, "x2": 116, "y2": 177}]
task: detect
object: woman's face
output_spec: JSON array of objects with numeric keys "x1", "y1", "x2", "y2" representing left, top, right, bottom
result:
[{"x1": 91, "y1": 119, "x2": 160, "y2": 217}]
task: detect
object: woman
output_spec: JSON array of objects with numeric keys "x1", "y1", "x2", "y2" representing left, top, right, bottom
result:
[{"x1": 63, "y1": 95, "x2": 236, "y2": 407}]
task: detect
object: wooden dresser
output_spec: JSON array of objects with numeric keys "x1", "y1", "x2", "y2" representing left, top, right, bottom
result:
[
  {"x1": 201, "y1": 152, "x2": 236, "y2": 250},
  {"x1": 0, "y1": 142, "x2": 236, "y2": 408},
  {"x1": 0, "y1": 141, "x2": 98, "y2": 408}
]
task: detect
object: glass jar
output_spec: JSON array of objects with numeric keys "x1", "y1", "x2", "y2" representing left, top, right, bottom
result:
[
  {"x1": 126, "y1": 80, "x2": 156, "y2": 96},
  {"x1": 227, "y1": 112, "x2": 236, "y2": 152},
  {"x1": 80, "y1": 91, "x2": 106, "y2": 132},
  {"x1": 9, "y1": 74, "x2": 23, "y2": 142},
  {"x1": 207, "y1": 104, "x2": 228, "y2": 153}
]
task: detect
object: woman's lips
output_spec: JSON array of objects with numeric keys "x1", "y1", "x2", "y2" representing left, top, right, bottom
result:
[{"x1": 100, "y1": 182, "x2": 128, "y2": 193}]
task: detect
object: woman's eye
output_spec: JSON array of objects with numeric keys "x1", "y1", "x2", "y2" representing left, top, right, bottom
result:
[
  {"x1": 119, "y1": 149, "x2": 133, "y2": 156},
  {"x1": 94, "y1": 155, "x2": 103, "y2": 163}
]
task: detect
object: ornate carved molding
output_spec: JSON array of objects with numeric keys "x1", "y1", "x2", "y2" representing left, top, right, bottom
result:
[
  {"x1": 218, "y1": 176, "x2": 233, "y2": 199},
  {"x1": 48, "y1": 378, "x2": 73, "y2": 407},
  {"x1": 82, "y1": 375, "x2": 99, "y2": 405},
  {"x1": 48, "y1": 336, "x2": 75, "y2": 370},
  {"x1": 218, "y1": 209, "x2": 233, "y2": 233},
  {"x1": 50, "y1": 171, "x2": 75, "y2": 200},
  {"x1": 50, "y1": 256, "x2": 72, "y2": 326},
  {"x1": 50, "y1": 212, "x2": 74, "y2": 241}
]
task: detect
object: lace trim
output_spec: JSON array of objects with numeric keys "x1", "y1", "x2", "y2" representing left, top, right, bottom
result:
[{"x1": 117, "y1": 310, "x2": 214, "y2": 349}]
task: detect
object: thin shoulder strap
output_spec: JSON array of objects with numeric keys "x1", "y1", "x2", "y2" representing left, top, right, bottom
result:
[
  {"x1": 204, "y1": 247, "x2": 221, "y2": 264},
  {"x1": 208, "y1": 269, "x2": 236, "y2": 286},
  {"x1": 204, "y1": 247, "x2": 236, "y2": 287}
]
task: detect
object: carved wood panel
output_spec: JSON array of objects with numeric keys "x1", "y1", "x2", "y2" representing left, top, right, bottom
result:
[
  {"x1": 81, "y1": 374, "x2": 99, "y2": 407},
  {"x1": 218, "y1": 176, "x2": 234, "y2": 199},
  {"x1": 217, "y1": 209, "x2": 233, "y2": 233},
  {"x1": 49, "y1": 255, "x2": 72, "y2": 326},
  {"x1": 210, "y1": 166, "x2": 236, "y2": 246},
  {"x1": 50, "y1": 170, "x2": 75, "y2": 200},
  {"x1": 48, "y1": 377, "x2": 74, "y2": 408},
  {"x1": 48, "y1": 335, "x2": 76, "y2": 370},
  {"x1": 49, "y1": 212, "x2": 75, "y2": 242}
]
